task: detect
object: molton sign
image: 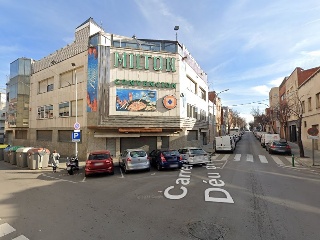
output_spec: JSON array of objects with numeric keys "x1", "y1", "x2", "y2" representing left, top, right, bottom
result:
[{"x1": 113, "y1": 52, "x2": 176, "y2": 72}]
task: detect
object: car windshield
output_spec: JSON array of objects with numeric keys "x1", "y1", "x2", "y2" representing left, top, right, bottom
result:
[
  {"x1": 190, "y1": 149, "x2": 206, "y2": 155},
  {"x1": 89, "y1": 153, "x2": 110, "y2": 160},
  {"x1": 130, "y1": 151, "x2": 146, "y2": 157},
  {"x1": 162, "y1": 150, "x2": 179, "y2": 156},
  {"x1": 273, "y1": 142, "x2": 288, "y2": 146}
]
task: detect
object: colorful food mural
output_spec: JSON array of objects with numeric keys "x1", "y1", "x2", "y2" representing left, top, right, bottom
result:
[{"x1": 116, "y1": 89, "x2": 157, "y2": 112}]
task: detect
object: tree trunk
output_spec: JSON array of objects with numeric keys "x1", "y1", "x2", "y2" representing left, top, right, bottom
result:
[{"x1": 297, "y1": 118, "x2": 305, "y2": 157}]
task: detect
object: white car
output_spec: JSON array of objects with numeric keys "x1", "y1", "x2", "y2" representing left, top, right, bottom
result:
[{"x1": 178, "y1": 147, "x2": 210, "y2": 165}]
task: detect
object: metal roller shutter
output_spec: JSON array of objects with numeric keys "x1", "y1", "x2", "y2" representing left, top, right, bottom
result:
[{"x1": 120, "y1": 137, "x2": 157, "y2": 154}]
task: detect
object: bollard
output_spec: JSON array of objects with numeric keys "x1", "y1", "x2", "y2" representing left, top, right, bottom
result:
[{"x1": 292, "y1": 154, "x2": 295, "y2": 167}]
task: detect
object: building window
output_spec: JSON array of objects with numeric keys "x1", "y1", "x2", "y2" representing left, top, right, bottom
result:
[
  {"x1": 199, "y1": 87, "x2": 206, "y2": 101},
  {"x1": 71, "y1": 99, "x2": 83, "y2": 117},
  {"x1": 37, "y1": 105, "x2": 53, "y2": 119},
  {"x1": 316, "y1": 92, "x2": 320, "y2": 109},
  {"x1": 60, "y1": 71, "x2": 73, "y2": 88},
  {"x1": 304, "y1": 121, "x2": 307, "y2": 128},
  {"x1": 187, "y1": 130, "x2": 198, "y2": 141},
  {"x1": 200, "y1": 109, "x2": 206, "y2": 121},
  {"x1": 186, "y1": 76, "x2": 197, "y2": 94},
  {"x1": 36, "y1": 130, "x2": 52, "y2": 141},
  {"x1": 59, "y1": 102, "x2": 70, "y2": 117},
  {"x1": 302, "y1": 101, "x2": 305, "y2": 113},
  {"x1": 38, "y1": 77, "x2": 54, "y2": 94},
  {"x1": 15, "y1": 130, "x2": 28, "y2": 139},
  {"x1": 308, "y1": 97, "x2": 312, "y2": 111}
]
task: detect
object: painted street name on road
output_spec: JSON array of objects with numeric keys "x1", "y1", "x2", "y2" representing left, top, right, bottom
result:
[{"x1": 163, "y1": 162, "x2": 234, "y2": 203}]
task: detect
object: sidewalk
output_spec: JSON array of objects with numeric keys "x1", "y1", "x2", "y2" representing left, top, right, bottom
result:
[{"x1": 288, "y1": 142, "x2": 320, "y2": 169}]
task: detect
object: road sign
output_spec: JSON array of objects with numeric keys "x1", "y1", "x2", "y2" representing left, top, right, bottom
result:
[
  {"x1": 307, "y1": 135, "x2": 319, "y2": 139},
  {"x1": 74, "y1": 122, "x2": 80, "y2": 130},
  {"x1": 72, "y1": 131, "x2": 81, "y2": 142},
  {"x1": 307, "y1": 127, "x2": 319, "y2": 136}
]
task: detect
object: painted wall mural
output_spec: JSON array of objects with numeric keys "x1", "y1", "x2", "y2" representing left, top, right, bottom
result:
[
  {"x1": 87, "y1": 46, "x2": 98, "y2": 112},
  {"x1": 116, "y1": 89, "x2": 157, "y2": 112}
]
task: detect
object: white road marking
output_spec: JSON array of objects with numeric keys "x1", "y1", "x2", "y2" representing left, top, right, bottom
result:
[
  {"x1": 246, "y1": 154, "x2": 253, "y2": 162},
  {"x1": 221, "y1": 154, "x2": 230, "y2": 161},
  {"x1": 234, "y1": 154, "x2": 241, "y2": 161},
  {"x1": 211, "y1": 154, "x2": 220, "y2": 160},
  {"x1": 270, "y1": 156, "x2": 285, "y2": 166},
  {"x1": 12, "y1": 235, "x2": 29, "y2": 240},
  {"x1": 0, "y1": 223, "x2": 15, "y2": 237},
  {"x1": 258, "y1": 155, "x2": 268, "y2": 163},
  {"x1": 42, "y1": 174, "x2": 78, "y2": 184}
]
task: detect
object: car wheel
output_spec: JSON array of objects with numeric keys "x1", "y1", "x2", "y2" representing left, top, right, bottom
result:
[
  {"x1": 110, "y1": 171, "x2": 114, "y2": 175},
  {"x1": 157, "y1": 163, "x2": 162, "y2": 171}
]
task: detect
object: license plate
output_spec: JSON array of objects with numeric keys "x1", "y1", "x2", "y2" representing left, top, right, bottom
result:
[
  {"x1": 170, "y1": 164, "x2": 179, "y2": 168},
  {"x1": 94, "y1": 162, "x2": 103, "y2": 166}
]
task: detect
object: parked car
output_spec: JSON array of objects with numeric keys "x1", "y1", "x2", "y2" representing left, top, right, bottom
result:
[
  {"x1": 149, "y1": 149, "x2": 182, "y2": 170},
  {"x1": 266, "y1": 140, "x2": 292, "y2": 155},
  {"x1": 119, "y1": 148, "x2": 150, "y2": 173},
  {"x1": 178, "y1": 147, "x2": 210, "y2": 165},
  {"x1": 85, "y1": 150, "x2": 114, "y2": 177}
]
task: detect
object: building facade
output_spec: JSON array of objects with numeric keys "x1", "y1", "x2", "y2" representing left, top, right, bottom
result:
[{"x1": 6, "y1": 18, "x2": 211, "y2": 160}]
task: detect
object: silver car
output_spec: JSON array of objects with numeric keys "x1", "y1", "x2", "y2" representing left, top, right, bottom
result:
[
  {"x1": 178, "y1": 147, "x2": 210, "y2": 165},
  {"x1": 119, "y1": 148, "x2": 150, "y2": 173}
]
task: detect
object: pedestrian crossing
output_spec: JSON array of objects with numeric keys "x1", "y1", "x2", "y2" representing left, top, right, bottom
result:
[
  {"x1": 211, "y1": 153, "x2": 300, "y2": 166},
  {"x1": 0, "y1": 221, "x2": 29, "y2": 240}
]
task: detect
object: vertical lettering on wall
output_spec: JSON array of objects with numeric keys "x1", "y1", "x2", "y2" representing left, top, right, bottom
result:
[
  {"x1": 129, "y1": 53, "x2": 134, "y2": 69},
  {"x1": 136, "y1": 54, "x2": 143, "y2": 69},
  {"x1": 153, "y1": 56, "x2": 163, "y2": 71},
  {"x1": 144, "y1": 55, "x2": 151, "y2": 70},
  {"x1": 166, "y1": 57, "x2": 176, "y2": 72},
  {"x1": 114, "y1": 52, "x2": 127, "y2": 68}
]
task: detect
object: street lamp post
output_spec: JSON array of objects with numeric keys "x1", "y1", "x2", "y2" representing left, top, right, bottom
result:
[
  {"x1": 174, "y1": 26, "x2": 179, "y2": 42},
  {"x1": 71, "y1": 63, "x2": 78, "y2": 157},
  {"x1": 213, "y1": 89, "x2": 229, "y2": 152}
]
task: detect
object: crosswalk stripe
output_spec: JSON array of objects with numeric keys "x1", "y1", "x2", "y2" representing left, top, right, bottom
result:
[
  {"x1": 246, "y1": 154, "x2": 253, "y2": 162},
  {"x1": 0, "y1": 223, "x2": 16, "y2": 237},
  {"x1": 211, "y1": 154, "x2": 220, "y2": 160},
  {"x1": 12, "y1": 235, "x2": 29, "y2": 240},
  {"x1": 270, "y1": 156, "x2": 285, "y2": 165},
  {"x1": 221, "y1": 154, "x2": 230, "y2": 161},
  {"x1": 258, "y1": 155, "x2": 268, "y2": 163},
  {"x1": 234, "y1": 154, "x2": 241, "y2": 161}
]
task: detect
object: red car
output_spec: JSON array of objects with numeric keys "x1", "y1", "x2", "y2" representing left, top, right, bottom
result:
[{"x1": 85, "y1": 150, "x2": 114, "y2": 177}]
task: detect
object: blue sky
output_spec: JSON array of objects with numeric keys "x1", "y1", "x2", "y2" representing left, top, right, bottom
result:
[{"x1": 1, "y1": 0, "x2": 320, "y2": 123}]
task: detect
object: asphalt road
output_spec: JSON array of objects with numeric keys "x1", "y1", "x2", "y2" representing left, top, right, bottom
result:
[{"x1": 0, "y1": 132, "x2": 319, "y2": 240}]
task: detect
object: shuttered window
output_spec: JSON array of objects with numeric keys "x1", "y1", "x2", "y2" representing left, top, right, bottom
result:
[
  {"x1": 37, "y1": 130, "x2": 52, "y2": 141},
  {"x1": 71, "y1": 99, "x2": 83, "y2": 117}
]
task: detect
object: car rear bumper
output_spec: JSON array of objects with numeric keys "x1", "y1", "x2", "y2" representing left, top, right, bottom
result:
[{"x1": 85, "y1": 167, "x2": 114, "y2": 175}]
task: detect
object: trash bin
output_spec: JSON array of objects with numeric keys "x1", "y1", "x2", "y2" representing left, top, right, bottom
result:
[
  {"x1": 27, "y1": 148, "x2": 50, "y2": 169},
  {"x1": 16, "y1": 147, "x2": 33, "y2": 168},
  {"x1": 3, "y1": 146, "x2": 11, "y2": 162},
  {"x1": 9, "y1": 146, "x2": 24, "y2": 165},
  {"x1": 0, "y1": 144, "x2": 8, "y2": 161}
]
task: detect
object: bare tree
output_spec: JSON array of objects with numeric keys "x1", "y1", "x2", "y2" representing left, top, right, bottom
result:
[
  {"x1": 285, "y1": 91, "x2": 305, "y2": 157},
  {"x1": 251, "y1": 107, "x2": 270, "y2": 132}
]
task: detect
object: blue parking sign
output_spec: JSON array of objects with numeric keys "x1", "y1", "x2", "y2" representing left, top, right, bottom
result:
[{"x1": 72, "y1": 131, "x2": 81, "y2": 142}]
